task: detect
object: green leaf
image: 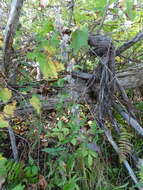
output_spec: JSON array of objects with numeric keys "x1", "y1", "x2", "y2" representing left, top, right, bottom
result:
[
  {"x1": 3, "y1": 101, "x2": 16, "y2": 117},
  {"x1": 57, "y1": 78, "x2": 66, "y2": 87},
  {"x1": 125, "y1": 0, "x2": 136, "y2": 20},
  {"x1": 38, "y1": 20, "x2": 54, "y2": 37},
  {"x1": 95, "y1": 0, "x2": 107, "y2": 15},
  {"x1": 0, "y1": 88, "x2": 12, "y2": 102},
  {"x1": 0, "y1": 159, "x2": 7, "y2": 176},
  {"x1": 48, "y1": 32, "x2": 60, "y2": 48},
  {"x1": 0, "y1": 114, "x2": 9, "y2": 128},
  {"x1": 12, "y1": 184, "x2": 25, "y2": 190},
  {"x1": 71, "y1": 26, "x2": 88, "y2": 54},
  {"x1": 30, "y1": 95, "x2": 41, "y2": 114},
  {"x1": 88, "y1": 155, "x2": 93, "y2": 167},
  {"x1": 42, "y1": 147, "x2": 66, "y2": 156},
  {"x1": 135, "y1": 101, "x2": 143, "y2": 110},
  {"x1": 31, "y1": 165, "x2": 38, "y2": 176},
  {"x1": 57, "y1": 120, "x2": 63, "y2": 128},
  {"x1": 38, "y1": 55, "x2": 60, "y2": 79},
  {"x1": 96, "y1": 0, "x2": 107, "y2": 9},
  {"x1": 71, "y1": 138, "x2": 77, "y2": 146},
  {"x1": 63, "y1": 182, "x2": 75, "y2": 190}
]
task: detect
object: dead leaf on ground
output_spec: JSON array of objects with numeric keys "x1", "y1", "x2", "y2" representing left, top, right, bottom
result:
[{"x1": 38, "y1": 174, "x2": 48, "y2": 190}]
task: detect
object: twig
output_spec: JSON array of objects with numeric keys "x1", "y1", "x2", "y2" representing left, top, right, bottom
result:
[{"x1": 68, "y1": 0, "x2": 75, "y2": 27}]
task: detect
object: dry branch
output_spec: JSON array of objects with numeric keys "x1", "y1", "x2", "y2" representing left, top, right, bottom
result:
[
  {"x1": 114, "y1": 103, "x2": 143, "y2": 136},
  {"x1": 8, "y1": 125, "x2": 18, "y2": 162},
  {"x1": 116, "y1": 32, "x2": 143, "y2": 56}
]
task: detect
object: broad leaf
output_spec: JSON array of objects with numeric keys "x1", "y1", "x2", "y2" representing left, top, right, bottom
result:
[
  {"x1": 63, "y1": 181, "x2": 76, "y2": 190},
  {"x1": 12, "y1": 184, "x2": 25, "y2": 190},
  {"x1": 0, "y1": 88, "x2": 12, "y2": 102},
  {"x1": 42, "y1": 147, "x2": 66, "y2": 156},
  {"x1": 39, "y1": 56, "x2": 64, "y2": 79},
  {"x1": 3, "y1": 101, "x2": 16, "y2": 117},
  {"x1": 71, "y1": 26, "x2": 88, "y2": 55},
  {"x1": 125, "y1": 0, "x2": 136, "y2": 20},
  {"x1": 0, "y1": 114, "x2": 9, "y2": 128},
  {"x1": 30, "y1": 95, "x2": 41, "y2": 114}
]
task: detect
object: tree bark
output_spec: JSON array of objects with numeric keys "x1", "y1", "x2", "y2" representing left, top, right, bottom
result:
[
  {"x1": 3, "y1": 0, "x2": 24, "y2": 82},
  {"x1": 72, "y1": 63, "x2": 143, "y2": 89}
]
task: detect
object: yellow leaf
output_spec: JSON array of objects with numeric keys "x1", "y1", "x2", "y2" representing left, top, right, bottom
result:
[
  {"x1": 0, "y1": 88, "x2": 12, "y2": 102},
  {"x1": 30, "y1": 95, "x2": 41, "y2": 114},
  {"x1": 3, "y1": 101, "x2": 16, "y2": 117},
  {"x1": 40, "y1": 59, "x2": 58, "y2": 79},
  {"x1": 0, "y1": 154, "x2": 6, "y2": 161},
  {"x1": 44, "y1": 46, "x2": 56, "y2": 56},
  {"x1": 0, "y1": 114, "x2": 9, "y2": 128},
  {"x1": 0, "y1": 35, "x2": 3, "y2": 48},
  {"x1": 53, "y1": 60, "x2": 64, "y2": 72},
  {"x1": 0, "y1": 40, "x2": 3, "y2": 48},
  {"x1": 115, "y1": 56, "x2": 124, "y2": 62}
]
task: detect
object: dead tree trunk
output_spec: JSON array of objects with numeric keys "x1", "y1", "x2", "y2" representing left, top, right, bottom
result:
[{"x1": 3, "y1": 0, "x2": 24, "y2": 83}]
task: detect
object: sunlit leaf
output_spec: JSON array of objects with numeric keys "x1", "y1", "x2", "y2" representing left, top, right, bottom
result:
[
  {"x1": 96, "y1": 0, "x2": 107, "y2": 9},
  {"x1": 88, "y1": 154, "x2": 93, "y2": 167},
  {"x1": 71, "y1": 138, "x2": 77, "y2": 145},
  {"x1": 71, "y1": 26, "x2": 88, "y2": 55},
  {"x1": 0, "y1": 114, "x2": 9, "y2": 128},
  {"x1": 0, "y1": 35, "x2": 3, "y2": 48},
  {"x1": 30, "y1": 95, "x2": 41, "y2": 114},
  {"x1": 37, "y1": 19, "x2": 54, "y2": 37},
  {"x1": 40, "y1": 58, "x2": 58, "y2": 78},
  {"x1": 53, "y1": 60, "x2": 64, "y2": 72},
  {"x1": 0, "y1": 88, "x2": 12, "y2": 102},
  {"x1": 0, "y1": 154, "x2": 6, "y2": 161},
  {"x1": 3, "y1": 101, "x2": 16, "y2": 117}
]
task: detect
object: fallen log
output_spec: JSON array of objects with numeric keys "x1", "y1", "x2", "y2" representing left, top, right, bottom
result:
[
  {"x1": 14, "y1": 62, "x2": 143, "y2": 116},
  {"x1": 72, "y1": 63, "x2": 143, "y2": 89}
]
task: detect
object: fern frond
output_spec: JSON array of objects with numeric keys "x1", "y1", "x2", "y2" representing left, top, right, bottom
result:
[
  {"x1": 5, "y1": 160, "x2": 24, "y2": 182},
  {"x1": 118, "y1": 130, "x2": 133, "y2": 162}
]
